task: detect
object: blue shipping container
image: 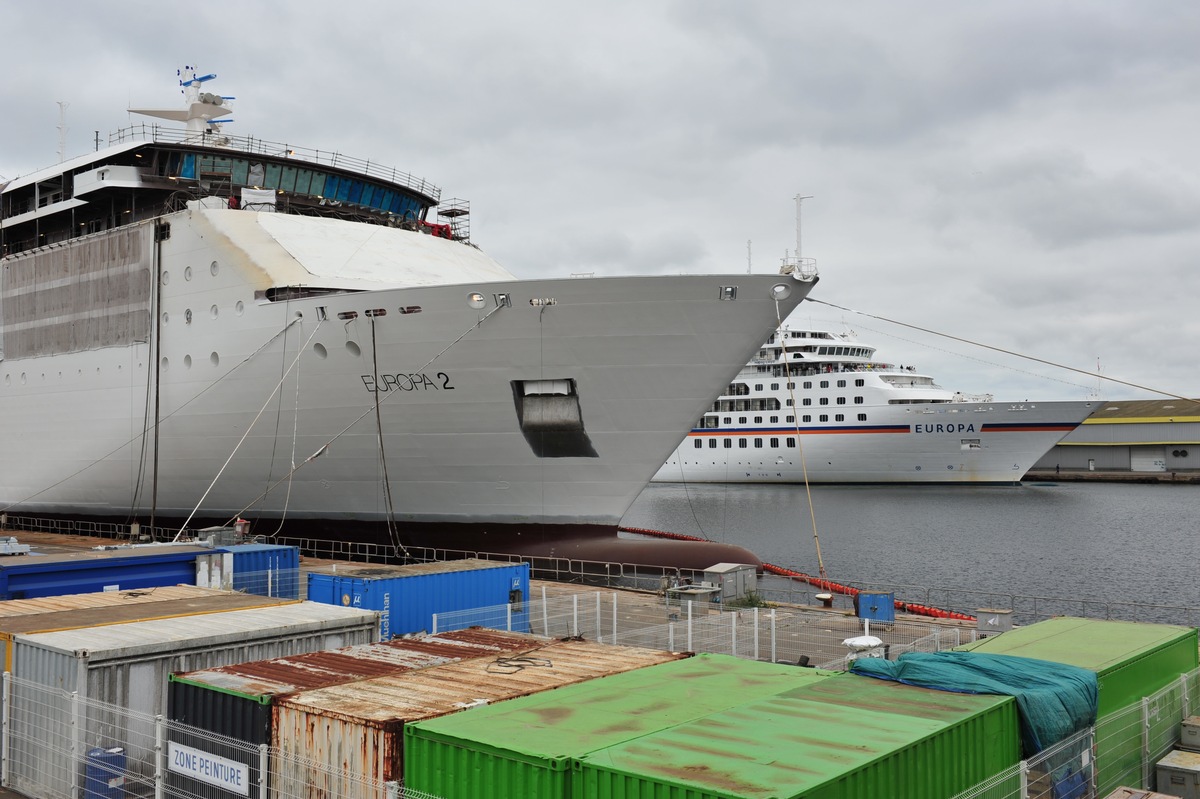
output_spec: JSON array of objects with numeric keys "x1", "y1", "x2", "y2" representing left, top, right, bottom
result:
[
  {"x1": 306, "y1": 559, "x2": 530, "y2": 639},
  {"x1": 0, "y1": 545, "x2": 213, "y2": 600},
  {"x1": 223, "y1": 544, "x2": 301, "y2": 599}
]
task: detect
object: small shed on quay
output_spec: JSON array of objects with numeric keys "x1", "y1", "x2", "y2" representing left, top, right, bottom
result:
[{"x1": 1032, "y1": 399, "x2": 1200, "y2": 474}]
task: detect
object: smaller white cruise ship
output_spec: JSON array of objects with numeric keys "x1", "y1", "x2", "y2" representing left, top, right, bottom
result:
[{"x1": 653, "y1": 325, "x2": 1096, "y2": 484}]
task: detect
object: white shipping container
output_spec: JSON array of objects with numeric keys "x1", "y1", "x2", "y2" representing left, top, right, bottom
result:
[{"x1": 6, "y1": 601, "x2": 379, "y2": 799}]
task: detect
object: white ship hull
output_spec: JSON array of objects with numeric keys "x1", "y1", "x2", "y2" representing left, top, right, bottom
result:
[
  {"x1": 652, "y1": 324, "x2": 1095, "y2": 485},
  {"x1": 654, "y1": 400, "x2": 1094, "y2": 484},
  {"x1": 1, "y1": 208, "x2": 815, "y2": 536}
]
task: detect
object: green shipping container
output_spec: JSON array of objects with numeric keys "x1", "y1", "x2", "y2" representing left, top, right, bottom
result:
[
  {"x1": 404, "y1": 653, "x2": 835, "y2": 799},
  {"x1": 957, "y1": 616, "x2": 1199, "y2": 792},
  {"x1": 956, "y1": 617, "x2": 1199, "y2": 716},
  {"x1": 572, "y1": 672, "x2": 1021, "y2": 799}
]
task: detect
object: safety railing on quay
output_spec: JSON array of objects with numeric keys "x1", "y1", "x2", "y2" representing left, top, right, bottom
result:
[
  {"x1": 431, "y1": 588, "x2": 978, "y2": 670},
  {"x1": 2, "y1": 513, "x2": 1197, "y2": 630}
]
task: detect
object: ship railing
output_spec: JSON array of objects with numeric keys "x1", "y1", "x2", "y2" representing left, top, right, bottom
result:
[{"x1": 108, "y1": 123, "x2": 442, "y2": 202}]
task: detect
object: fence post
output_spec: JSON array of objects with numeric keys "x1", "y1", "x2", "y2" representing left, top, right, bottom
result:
[
  {"x1": 70, "y1": 690, "x2": 82, "y2": 799},
  {"x1": 506, "y1": 603, "x2": 512, "y2": 632},
  {"x1": 687, "y1": 601, "x2": 693, "y2": 652},
  {"x1": 542, "y1": 586, "x2": 549, "y2": 637},
  {"x1": 1, "y1": 672, "x2": 10, "y2": 786},
  {"x1": 386, "y1": 780, "x2": 400, "y2": 799},
  {"x1": 431, "y1": 612, "x2": 439, "y2": 634},
  {"x1": 595, "y1": 593, "x2": 602, "y2": 641},
  {"x1": 573, "y1": 594, "x2": 579, "y2": 637},
  {"x1": 668, "y1": 621, "x2": 675, "y2": 652},
  {"x1": 730, "y1": 610, "x2": 737, "y2": 657},
  {"x1": 770, "y1": 609, "x2": 777, "y2": 664},
  {"x1": 1142, "y1": 696, "x2": 1152, "y2": 789},
  {"x1": 753, "y1": 608, "x2": 759, "y2": 662},
  {"x1": 1019, "y1": 758, "x2": 1029, "y2": 799},
  {"x1": 1181, "y1": 672, "x2": 1191, "y2": 720},
  {"x1": 155, "y1": 714, "x2": 165, "y2": 799},
  {"x1": 258, "y1": 743, "x2": 268, "y2": 799},
  {"x1": 612, "y1": 593, "x2": 618, "y2": 646}
]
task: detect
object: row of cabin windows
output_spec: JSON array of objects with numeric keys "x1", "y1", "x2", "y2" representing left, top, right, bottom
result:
[
  {"x1": 692, "y1": 416, "x2": 867, "y2": 449},
  {"x1": 711, "y1": 395, "x2": 865, "y2": 413},
  {"x1": 728, "y1": 377, "x2": 868, "y2": 395},
  {"x1": 696, "y1": 411, "x2": 870, "y2": 436},
  {"x1": 695, "y1": 438, "x2": 795, "y2": 449}
]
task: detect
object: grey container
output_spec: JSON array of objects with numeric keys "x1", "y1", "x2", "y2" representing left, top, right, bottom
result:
[{"x1": 5, "y1": 601, "x2": 379, "y2": 799}]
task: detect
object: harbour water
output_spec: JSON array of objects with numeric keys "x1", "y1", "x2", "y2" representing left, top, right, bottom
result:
[{"x1": 622, "y1": 481, "x2": 1200, "y2": 621}]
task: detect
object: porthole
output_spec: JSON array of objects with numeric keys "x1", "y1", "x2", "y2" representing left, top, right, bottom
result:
[
  {"x1": 313, "y1": 343, "x2": 328, "y2": 359},
  {"x1": 185, "y1": 309, "x2": 193, "y2": 325},
  {"x1": 235, "y1": 300, "x2": 244, "y2": 316},
  {"x1": 346, "y1": 341, "x2": 362, "y2": 357},
  {"x1": 184, "y1": 266, "x2": 193, "y2": 281},
  {"x1": 162, "y1": 312, "x2": 170, "y2": 324},
  {"x1": 162, "y1": 271, "x2": 170, "y2": 285},
  {"x1": 161, "y1": 357, "x2": 169, "y2": 371},
  {"x1": 184, "y1": 355, "x2": 192, "y2": 369},
  {"x1": 210, "y1": 352, "x2": 220, "y2": 367},
  {"x1": 210, "y1": 305, "x2": 219, "y2": 319},
  {"x1": 210, "y1": 260, "x2": 219, "y2": 276}
]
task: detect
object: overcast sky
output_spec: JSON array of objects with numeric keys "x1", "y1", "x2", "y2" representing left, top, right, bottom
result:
[{"x1": 4, "y1": 1, "x2": 1199, "y2": 404}]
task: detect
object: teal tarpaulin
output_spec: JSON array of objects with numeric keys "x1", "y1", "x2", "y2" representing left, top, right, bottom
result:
[{"x1": 851, "y1": 651, "x2": 1098, "y2": 756}]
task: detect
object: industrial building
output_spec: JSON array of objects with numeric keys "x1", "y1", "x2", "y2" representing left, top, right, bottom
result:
[{"x1": 1031, "y1": 399, "x2": 1200, "y2": 474}]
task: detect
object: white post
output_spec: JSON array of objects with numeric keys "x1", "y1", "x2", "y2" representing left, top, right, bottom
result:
[
  {"x1": 542, "y1": 585, "x2": 549, "y2": 636},
  {"x1": 668, "y1": 621, "x2": 675, "y2": 652},
  {"x1": 70, "y1": 690, "x2": 81, "y2": 799},
  {"x1": 770, "y1": 608, "x2": 777, "y2": 663},
  {"x1": 431, "y1": 612, "x2": 439, "y2": 634},
  {"x1": 730, "y1": 610, "x2": 738, "y2": 657},
  {"x1": 572, "y1": 594, "x2": 579, "y2": 637},
  {"x1": 1142, "y1": 696, "x2": 1152, "y2": 788},
  {"x1": 1, "y1": 672, "x2": 10, "y2": 786},
  {"x1": 154, "y1": 714, "x2": 165, "y2": 799},
  {"x1": 506, "y1": 603, "x2": 512, "y2": 632},
  {"x1": 595, "y1": 593, "x2": 602, "y2": 641},
  {"x1": 687, "y1": 601, "x2": 694, "y2": 652},
  {"x1": 612, "y1": 593, "x2": 618, "y2": 646},
  {"x1": 1019, "y1": 759, "x2": 1029, "y2": 798},
  {"x1": 257, "y1": 743, "x2": 268, "y2": 799},
  {"x1": 753, "y1": 608, "x2": 760, "y2": 661}
]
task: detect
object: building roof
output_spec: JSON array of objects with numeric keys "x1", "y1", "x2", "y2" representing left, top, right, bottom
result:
[{"x1": 1082, "y1": 399, "x2": 1200, "y2": 425}]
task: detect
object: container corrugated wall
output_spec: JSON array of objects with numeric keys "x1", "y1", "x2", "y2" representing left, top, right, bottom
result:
[
  {"x1": 305, "y1": 558, "x2": 530, "y2": 638},
  {"x1": 223, "y1": 543, "x2": 301, "y2": 598},
  {"x1": 165, "y1": 627, "x2": 554, "y2": 799},
  {"x1": 957, "y1": 616, "x2": 1200, "y2": 716},
  {"x1": 5, "y1": 601, "x2": 379, "y2": 799},
  {"x1": 0, "y1": 589, "x2": 294, "y2": 671},
  {"x1": 272, "y1": 640, "x2": 687, "y2": 799},
  {"x1": 571, "y1": 672, "x2": 1021, "y2": 799},
  {"x1": 404, "y1": 653, "x2": 835, "y2": 799},
  {"x1": 957, "y1": 616, "x2": 1200, "y2": 790},
  {"x1": 0, "y1": 544, "x2": 215, "y2": 599}
]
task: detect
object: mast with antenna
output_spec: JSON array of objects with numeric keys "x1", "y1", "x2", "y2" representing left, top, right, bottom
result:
[
  {"x1": 57, "y1": 101, "x2": 69, "y2": 163},
  {"x1": 779, "y1": 194, "x2": 817, "y2": 278}
]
